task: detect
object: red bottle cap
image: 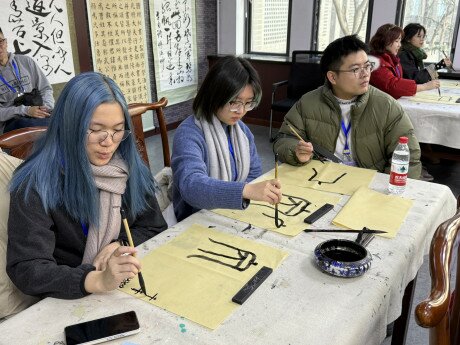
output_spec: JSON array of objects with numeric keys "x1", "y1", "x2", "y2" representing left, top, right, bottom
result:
[{"x1": 399, "y1": 136, "x2": 408, "y2": 144}]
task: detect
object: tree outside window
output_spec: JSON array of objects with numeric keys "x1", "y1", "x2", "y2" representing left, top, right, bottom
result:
[
  {"x1": 316, "y1": 0, "x2": 371, "y2": 51},
  {"x1": 402, "y1": 0, "x2": 460, "y2": 62}
]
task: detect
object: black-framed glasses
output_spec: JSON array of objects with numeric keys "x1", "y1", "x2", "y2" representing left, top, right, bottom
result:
[
  {"x1": 0, "y1": 38, "x2": 6, "y2": 45},
  {"x1": 333, "y1": 62, "x2": 375, "y2": 78},
  {"x1": 228, "y1": 100, "x2": 257, "y2": 112},
  {"x1": 87, "y1": 129, "x2": 131, "y2": 143}
]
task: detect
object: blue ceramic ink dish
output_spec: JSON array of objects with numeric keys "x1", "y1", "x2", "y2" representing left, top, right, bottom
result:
[{"x1": 314, "y1": 239, "x2": 372, "y2": 278}]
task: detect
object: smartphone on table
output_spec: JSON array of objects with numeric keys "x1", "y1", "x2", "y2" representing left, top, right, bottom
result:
[{"x1": 64, "y1": 310, "x2": 140, "y2": 345}]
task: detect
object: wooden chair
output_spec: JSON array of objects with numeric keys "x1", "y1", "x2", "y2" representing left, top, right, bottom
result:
[
  {"x1": 415, "y1": 199, "x2": 460, "y2": 345},
  {"x1": 128, "y1": 97, "x2": 170, "y2": 167},
  {"x1": 0, "y1": 126, "x2": 47, "y2": 159},
  {"x1": 0, "y1": 97, "x2": 170, "y2": 166}
]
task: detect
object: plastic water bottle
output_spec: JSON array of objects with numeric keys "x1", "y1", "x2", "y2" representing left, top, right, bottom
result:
[{"x1": 388, "y1": 136, "x2": 410, "y2": 195}]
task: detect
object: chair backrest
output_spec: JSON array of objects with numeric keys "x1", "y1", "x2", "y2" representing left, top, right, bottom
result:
[
  {"x1": 0, "y1": 97, "x2": 170, "y2": 166},
  {"x1": 128, "y1": 97, "x2": 170, "y2": 167},
  {"x1": 287, "y1": 50, "x2": 324, "y2": 100},
  {"x1": 415, "y1": 204, "x2": 460, "y2": 345},
  {"x1": 0, "y1": 127, "x2": 47, "y2": 159}
]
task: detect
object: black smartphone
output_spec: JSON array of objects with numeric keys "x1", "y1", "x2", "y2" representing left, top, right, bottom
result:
[{"x1": 64, "y1": 311, "x2": 140, "y2": 345}]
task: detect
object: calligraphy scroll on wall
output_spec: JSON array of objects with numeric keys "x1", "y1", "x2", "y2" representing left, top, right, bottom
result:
[
  {"x1": 87, "y1": 0, "x2": 150, "y2": 108},
  {"x1": 150, "y1": 0, "x2": 198, "y2": 105},
  {"x1": 3, "y1": 0, "x2": 75, "y2": 85}
]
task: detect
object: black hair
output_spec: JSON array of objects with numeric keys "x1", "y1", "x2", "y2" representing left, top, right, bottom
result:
[
  {"x1": 320, "y1": 35, "x2": 369, "y2": 75},
  {"x1": 403, "y1": 23, "x2": 426, "y2": 42},
  {"x1": 193, "y1": 55, "x2": 262, "y2": 122}
]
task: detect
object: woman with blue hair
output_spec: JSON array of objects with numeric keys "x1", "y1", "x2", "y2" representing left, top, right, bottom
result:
[{"x1": 6, "y1": 72, "x2": 167, "y2": 299}]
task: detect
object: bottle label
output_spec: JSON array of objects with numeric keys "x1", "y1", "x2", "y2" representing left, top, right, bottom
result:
[{"x1": 390, "y1": 162, "x2": 408, "y2": 186}]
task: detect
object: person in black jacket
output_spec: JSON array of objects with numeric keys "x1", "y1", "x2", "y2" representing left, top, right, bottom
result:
[
  {"x1": 399, "y1": 23, "x2": 452, "y2": 83},
  {"x1": 6, "y1": 72, "x2": 167, "y2": 299}
]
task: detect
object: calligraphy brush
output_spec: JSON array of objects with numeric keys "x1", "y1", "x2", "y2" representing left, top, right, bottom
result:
[
  {"x1": 285, "y1": 121, "x2": 325, "y2": 164},
  {"x1": 274, "y1": 153, "x2": 282, "y2": 228},
  {"x1": 442, "y1": 50, "x2": 456, "y2": 71},
  {"x1": 120, "y1": 208, "x2": 147, "y2": 295},
  {"x1": 303, "y1": 229, "x2": 387, "y2": 234}
]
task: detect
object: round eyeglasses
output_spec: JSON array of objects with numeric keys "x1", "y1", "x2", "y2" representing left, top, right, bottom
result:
[
  {"x1": 228, "y1": 100, "x2": 257, "y2": 112},
  {"x1": 87, "y1": 129, "x2": 131, "y2": 143},
  {"x1": 333, "y1": 62, "x2": 376, "y2": 78}
]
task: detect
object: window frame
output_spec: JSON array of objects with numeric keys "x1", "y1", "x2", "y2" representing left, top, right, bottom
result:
[
  {"x1": 396, "y1": 0, "x2": 460, "y2": 61},
  {"x1": 311, "y1": 0, "x2": 374, "y2": 50},
  {"x1": 245, "y1": 0, "x2": 293, "y2": 56}
]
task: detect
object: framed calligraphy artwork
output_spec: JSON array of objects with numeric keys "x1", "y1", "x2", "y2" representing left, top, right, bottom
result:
[{"x1": 4, "y1": 0, "x2": 76, "y2": 84}]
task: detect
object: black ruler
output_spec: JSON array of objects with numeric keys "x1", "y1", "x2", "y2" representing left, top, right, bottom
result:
[{"x1": 232, "y1": 266, "x2": 273, "y2": 305}]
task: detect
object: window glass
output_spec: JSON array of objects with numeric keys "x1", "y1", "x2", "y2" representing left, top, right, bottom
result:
[
  {"x1": 402, "y1": 0, "x2": 460, "y2": 62},
  {"x1": 316, "y1": 0, "x2": 370, "y2": 51},
  {"x1": 248, "y1": 0, "x2": 290, "y2": 54}
]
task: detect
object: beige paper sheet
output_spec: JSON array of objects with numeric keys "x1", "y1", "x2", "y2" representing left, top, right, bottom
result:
[
  {"x1": 119, "y1": 224, "x2": 288, "y2": 329},
  {"x1": 332, "y1": 186, "x2": 413, "y2": 238},
  {"x1": 407, "y1": 92, "x2": 460, "y2": 104},
  {"x1": 265, "y1": 161, "x2": 376, "y2": 196},
  {"x1": 214, "y1": 183, "x2": 341, "y2": 236},
  {"x1": 440, "y1": 79, "x2": 460, "y2": 88}
]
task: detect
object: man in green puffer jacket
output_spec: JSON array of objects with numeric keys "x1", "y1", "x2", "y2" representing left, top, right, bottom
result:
[{"x1": 274, "y1": 35, "x2": 421, "y2": 179}]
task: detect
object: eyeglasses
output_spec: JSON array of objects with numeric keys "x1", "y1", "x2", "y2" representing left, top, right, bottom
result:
[
  {"x1": 333, "y1": 62, "x2": 375, "y2": 78},
  {"x1": 87, "y1": 129, "x2": 131, "y2": 143},
  {"x1": 416, "y1": 34, "x2": 426, "y2": 39},
  {"x1": 0, "y1": 38, "x2": 6, "y2": 45},
  {"x1": 228, "y1": 100, "x2": 257, "y2": 112}
]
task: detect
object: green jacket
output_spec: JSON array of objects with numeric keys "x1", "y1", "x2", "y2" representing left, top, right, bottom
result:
[{"x1": 273, "y1": 84, "x2": 422, "y2": 179}]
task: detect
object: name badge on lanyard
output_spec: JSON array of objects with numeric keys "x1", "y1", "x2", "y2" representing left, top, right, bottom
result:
[
  {"x1": 0, "y1": 60, "x2": 24, "y2": 96},
  {"x1": 341, "y1": 119, "x2": 356, "y2": 166}
]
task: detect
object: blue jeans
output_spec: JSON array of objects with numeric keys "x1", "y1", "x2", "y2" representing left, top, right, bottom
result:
[{"x1": 3, "y1": 116, "x2": 51, "y2": 133}]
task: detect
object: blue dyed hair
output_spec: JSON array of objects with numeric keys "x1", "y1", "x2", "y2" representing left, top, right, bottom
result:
[{"x1": 10, "y1": 72, "x2": 157, "y2": 225}]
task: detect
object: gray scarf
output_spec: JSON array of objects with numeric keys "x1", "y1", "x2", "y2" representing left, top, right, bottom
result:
[
  {"x1": 194, "y1": 116, "x2": 250, "y2": 182},
  {"x1": 82, "y1": 155, "x2": 129, "y2": 265}
]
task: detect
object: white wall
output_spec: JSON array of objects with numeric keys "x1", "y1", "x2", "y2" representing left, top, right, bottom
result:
[
  {"x1": 217, "y1": 0, "x2": 237, "y2": 54},
  {"x1": 289, "y1": 0, "x2": 314, "y2": 53},
  {"x1": 370, "y1": 0, "x2": 398, "y2": 37}
]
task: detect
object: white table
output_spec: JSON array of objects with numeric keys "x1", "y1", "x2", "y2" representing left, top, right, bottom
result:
[
  {"x1": 398, "y1": 81, "x2": 460, "y2": 149},
  {"x1": 0, "y1": 173, "x2": 456, "y2": 345}
]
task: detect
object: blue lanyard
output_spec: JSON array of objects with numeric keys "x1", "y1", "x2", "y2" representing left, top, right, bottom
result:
[
  {"x1": 341, "y1": 120, "x2": 352, "y2": 154},
  {"x1": 81, "y1": 222, "x2": 89, "y2": 237},
  {"x1": 227, "y1": 126, "x2": 238, "y2": 180},
  {"x1": 0, "y1": 60, "x2": 24, "y2": 94}
]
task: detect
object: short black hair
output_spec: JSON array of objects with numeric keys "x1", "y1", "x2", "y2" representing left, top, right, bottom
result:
[
  {"x1": 193, "y1": 55, "x2": 262, "y2": 122},
  {"x1": 403, "y1": 23, "x2": 426, "y2": 42},
  {"x1": 320, "y1": 35, "x2": 369, "y2": 75}
]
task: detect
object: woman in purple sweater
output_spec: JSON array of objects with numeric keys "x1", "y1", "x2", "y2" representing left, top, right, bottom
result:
[{"x1": 172, "y1": 56, "x2": 282, "y2": 221}]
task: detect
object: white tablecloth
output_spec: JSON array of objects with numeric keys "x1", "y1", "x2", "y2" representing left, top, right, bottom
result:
[
  {"x1": 398, "y1": 83, "x2": 460, "y2": 149},
  {"x1": 0, "y1": 173, "x2": 456, "y2": 345}
]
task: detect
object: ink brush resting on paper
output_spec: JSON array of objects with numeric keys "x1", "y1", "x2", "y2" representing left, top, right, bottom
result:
[
  {"x1": 120, "y1": 208, "x2": 147, "y2": 295},
  {"x1": 285, "y1": 121, "x2": 325, "y2": 164},
  {"x1": 274, "y1": 153, "x2": 282, "y2": 228},
  {"x1": 304, "y1": 228, "x2": 387, "y2": 234}
]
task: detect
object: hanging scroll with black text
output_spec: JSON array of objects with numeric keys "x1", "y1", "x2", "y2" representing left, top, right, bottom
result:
[
  {"x1": 150, "y1": 0, "x2": 198, "y2": 105},
  {"x1": 3, "y1": 0, "x2": 75, "y2": 84},
  {"x1": 87, "y1": 0, "x2": 150, "y2": 105}
]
